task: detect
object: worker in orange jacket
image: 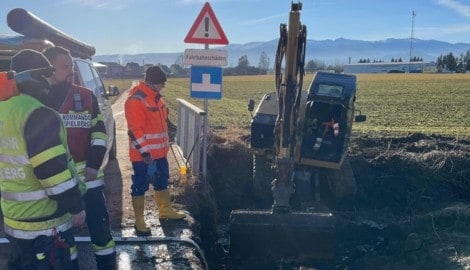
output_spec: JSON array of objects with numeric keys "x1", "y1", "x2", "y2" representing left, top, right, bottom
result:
[{"x1": 124, "y1": 66, "x2": 185, "y2": 236}]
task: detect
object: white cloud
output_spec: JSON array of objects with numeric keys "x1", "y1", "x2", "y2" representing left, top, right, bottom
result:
[
  {"x1": 435, "y1": 0, "x2": 470, "y2": 17},
  {"x1": 417, "y1": 23, "x2": 470, "y2": 41},
  {"x1": 241, "y1": 13, "x2": 286, "y2": 26},
  {"x1": 178, "y1": 0, "x2": 228, "y2": 4},
  {"x1": 122, "y1": 42, "x2": 147, "y2": 55},
  {"x1": 64, "y1": 0, "x2": 136, "y2": 10},
  {"x1": 179, "y1": 0, "x2": 209, "y2": 3}
]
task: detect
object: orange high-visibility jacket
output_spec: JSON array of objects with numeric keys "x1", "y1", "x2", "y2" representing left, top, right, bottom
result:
[
  {"x1": 124, "y1": 82, "x2": 170, "y2": 162},
  {"x1": 0, "y1": 71, "x2": 19, "y2": 101}
]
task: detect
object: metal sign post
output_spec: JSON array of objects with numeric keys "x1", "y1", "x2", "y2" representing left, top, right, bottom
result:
[
  {"x1": 203, "y1": 44, "x2": 209, "y2": 181},
  {"x1": 184, "y1": 2, "x2": 229, "y2": 181}
]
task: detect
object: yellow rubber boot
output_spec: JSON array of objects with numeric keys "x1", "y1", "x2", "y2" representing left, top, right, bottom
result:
[
  {"x1": 155, "y1": 189, "x2": 186, "y2": 220},
  {"x1": 131, "y1": 196, "x2": 151, "y2": 236}
]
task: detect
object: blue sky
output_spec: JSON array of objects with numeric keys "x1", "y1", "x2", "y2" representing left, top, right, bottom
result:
[{"x1": 2, "y1": 0, "x2": 470, "y2": 55}]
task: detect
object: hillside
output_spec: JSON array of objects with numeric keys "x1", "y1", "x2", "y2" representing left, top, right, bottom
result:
[{"x1": 94, "y1": 38, "x2": 470, "y2": 67}]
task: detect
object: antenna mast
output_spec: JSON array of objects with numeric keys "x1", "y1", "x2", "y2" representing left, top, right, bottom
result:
[{"x1": 409, "y1": 10, "x2": 416, "y2": 64}]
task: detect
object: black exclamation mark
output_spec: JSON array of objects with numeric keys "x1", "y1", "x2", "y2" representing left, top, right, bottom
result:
[{"x1": 204, "y1": 17, "x2": 209, "y2": 37}]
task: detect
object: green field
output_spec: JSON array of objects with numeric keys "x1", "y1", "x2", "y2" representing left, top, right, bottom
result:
[{"x1": 105, "y1": 73, "x2": 470, "y2": 139}]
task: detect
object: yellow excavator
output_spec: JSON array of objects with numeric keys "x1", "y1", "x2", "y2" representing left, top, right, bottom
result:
[{"x1": 229, "y1": 2, "x2": 366, "y2": 268}]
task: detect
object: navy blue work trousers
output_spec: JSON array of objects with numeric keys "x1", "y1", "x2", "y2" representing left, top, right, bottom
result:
[{"x1": 130, "y1": 157, "x2": 169, "y2": 196}]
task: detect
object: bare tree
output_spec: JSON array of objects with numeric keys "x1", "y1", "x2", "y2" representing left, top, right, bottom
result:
[
  {"x1": 237, "y1": 55, "x2": 249, "y2": 75},
  {"x1": 175, "y1": 54, "x2": 184, "y2": 68},
  {"x1": 258, "y1": 51, "x2": 270, "y2": 74}
]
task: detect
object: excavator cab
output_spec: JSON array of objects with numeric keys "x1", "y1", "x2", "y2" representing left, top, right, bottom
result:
[{"x1": 297, "y1": 72, "x2": 358, "y2": 169}]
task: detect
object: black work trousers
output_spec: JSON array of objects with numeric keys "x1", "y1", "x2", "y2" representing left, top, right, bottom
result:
[{"x1": 83, "y1": 186, "x2": 116, "y2": 269}]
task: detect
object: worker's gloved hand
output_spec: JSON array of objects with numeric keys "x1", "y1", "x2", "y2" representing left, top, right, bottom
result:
[
  {"x1": 142, "y1": 152, "x2": 153, "y2": 164},
  {"x1": 84, "y1": 167, "x2": 98, "y2": 182},
  {"x1": 147, "y1": 162, "x2": 157, "y2": 183},
  {"x1": 71, "y1": 210, "x2": 86, "y2": 227}
]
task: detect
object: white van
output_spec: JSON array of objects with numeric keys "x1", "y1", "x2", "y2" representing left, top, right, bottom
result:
[{"x1": 0, "y1": 8, "x2": 119, "y2": 164}]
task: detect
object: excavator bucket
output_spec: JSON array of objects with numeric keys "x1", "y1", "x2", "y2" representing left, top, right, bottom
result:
[{"x1": 229, "y1": 209, "x2": 335, "y2": 261}]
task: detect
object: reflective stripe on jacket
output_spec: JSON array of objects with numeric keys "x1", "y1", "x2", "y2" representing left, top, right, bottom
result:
[
  {"x1": 3, "y1": 214, "x2": 72, "y2": 240},
  {"x1": 0, "y1": 94, "x2": 76, "y2": 239},
  {"x1": 75, "y1": 160, "x2": 104, "y2": 189},
  {"x1": 55, "y1": 84, "x2": 107, "y2": 190},
  {"x1": 125, "y1": 82, "x2": 170, "y2": 162}
]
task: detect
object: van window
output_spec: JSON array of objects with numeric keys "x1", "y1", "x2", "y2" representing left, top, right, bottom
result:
[
  {"x1": 0, "y1": 60, "x2": 10, "y2": 71},
  {"x1": 90, "y1": 63, "x2": 105, "y2": 97},
  {"x1": 74, "y1": 60, "x2": 105, "y2": 97}
]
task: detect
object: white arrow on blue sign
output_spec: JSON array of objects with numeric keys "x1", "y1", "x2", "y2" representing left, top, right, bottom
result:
[{"x1": 190, "y1": 66, "x2": 222, "y2": 99}]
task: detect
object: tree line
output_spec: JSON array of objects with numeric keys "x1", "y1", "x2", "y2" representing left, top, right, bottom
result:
[
  {"x1": 436, "y1": 51, "x2": 470, "y2": 72},
  {"x1": 166, "y1": 49, "x2": 470, "y2": 76},
  {"x1": 222, "y1": 52, "x2": 270, "y2": 76}
]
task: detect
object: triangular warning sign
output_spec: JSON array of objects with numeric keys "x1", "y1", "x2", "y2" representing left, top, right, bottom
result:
[{"x1": 184, "y1": 2, "x2": 229, "y2": 45}]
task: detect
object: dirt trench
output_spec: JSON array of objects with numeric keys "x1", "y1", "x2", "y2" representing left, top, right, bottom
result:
[{"x1": 202, "y1": 130, "x2": 470, "y2": 269}]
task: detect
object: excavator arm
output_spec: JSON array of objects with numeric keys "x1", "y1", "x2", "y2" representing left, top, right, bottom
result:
[
  {"x1": 272, "y1": 2, "x2": 307, "y2": 212},
  {"x1": 230, "y1": 2, "x2": 366, "y2": 267},
  {"x1": 229, "y1": 2, "x2": 336, "y2": 267}
]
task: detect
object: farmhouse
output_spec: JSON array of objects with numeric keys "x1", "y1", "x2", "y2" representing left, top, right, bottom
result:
[
  {"x1": 344, "y1": 61, "x2": 437, "y2": 74},
  {"x1": 98, "y1": 61, "x2": 124, "y2": 77}
]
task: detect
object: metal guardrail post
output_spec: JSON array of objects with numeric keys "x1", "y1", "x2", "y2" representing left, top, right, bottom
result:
[{"x1": 176, "y1": 98, "x2": 206, "y2": 179}]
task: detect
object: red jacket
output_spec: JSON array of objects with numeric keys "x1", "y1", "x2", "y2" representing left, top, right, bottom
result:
[
  {"x1": 47, "y1": 84, "x2": 107, "y2": 191},
  {"x1": 125, "y1": 82, "x2": 169, "y2": 162}
]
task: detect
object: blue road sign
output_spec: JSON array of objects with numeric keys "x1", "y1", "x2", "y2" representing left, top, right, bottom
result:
[{"x1": 190, "y1": 66, "x2": 222, "y2": 99}]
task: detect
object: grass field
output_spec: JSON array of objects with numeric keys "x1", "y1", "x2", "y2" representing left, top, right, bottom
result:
[{"x1": 105, "y1": 73, "x2": 470, "y2": 139}]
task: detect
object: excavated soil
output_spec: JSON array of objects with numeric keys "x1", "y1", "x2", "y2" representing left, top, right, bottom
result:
[
  {"x1": 2, "y1": 85, "x2": 468, "y2": 269},
  {"x1": 204, "y1": 129, "x2": 470, "y2": 269},
  {"x1": 105, "y1": 89, "x2": 470, "y2": 269}
]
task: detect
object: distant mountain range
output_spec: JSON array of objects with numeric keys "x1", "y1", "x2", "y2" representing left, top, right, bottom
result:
[{"x1": 94, "y1": 38, "x2": 470, "y2": 67}]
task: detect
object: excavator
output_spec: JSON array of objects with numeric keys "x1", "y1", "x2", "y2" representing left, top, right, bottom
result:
[{"x1": 229, "y1": 2, "x2": 366, "y2": 268}]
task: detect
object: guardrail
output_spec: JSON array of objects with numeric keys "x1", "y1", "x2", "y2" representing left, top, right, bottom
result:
[{"x1": 175, "y1": 98, "x2": 206, "y2": 178}]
